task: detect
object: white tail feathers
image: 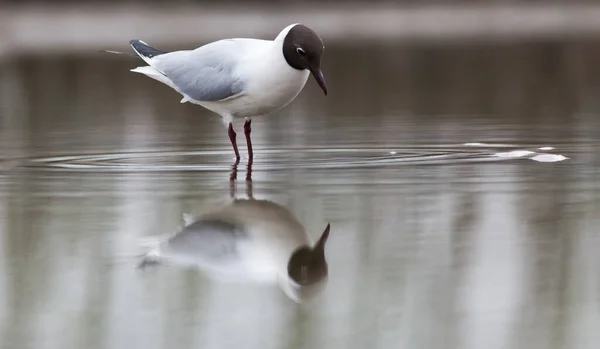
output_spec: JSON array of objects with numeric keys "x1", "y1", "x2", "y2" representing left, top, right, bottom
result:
[
  {"x1": 131, "y1": 66, "x2": 164, "y2": 79},
  {"x1": 131, "y1": 66, "x2": 175, "y2": 88},
  {"x1": 130, "y1": 66, "x2": 191, "y2": 103},
  {"x1": 182, "y1": 213, "x2": 196, "y2": 225}
]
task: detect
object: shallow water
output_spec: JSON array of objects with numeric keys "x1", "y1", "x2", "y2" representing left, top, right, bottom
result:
[{"x1": 1, "y1": 39, "x2": 599, "y2": 349}]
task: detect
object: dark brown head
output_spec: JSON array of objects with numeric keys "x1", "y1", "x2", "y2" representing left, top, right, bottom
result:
[
  {"x1": 287, "y1": 223, "x2": 330, "y2": 287},
  {"x1": 282, "y1": 24, "x2": 327, "y2": 96}
]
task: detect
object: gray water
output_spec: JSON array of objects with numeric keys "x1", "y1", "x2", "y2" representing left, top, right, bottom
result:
[{"x1": 1, "y1": 39, "x2": 599, "y2": 349}]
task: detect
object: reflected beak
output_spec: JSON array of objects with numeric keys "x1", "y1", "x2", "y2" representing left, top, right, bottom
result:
[
  {"x1": 310, "y1": 68, "x2": 328, "y2": 96},
  {"x1": 315, "y1": 223, "x2": 330, "y2": 250}
]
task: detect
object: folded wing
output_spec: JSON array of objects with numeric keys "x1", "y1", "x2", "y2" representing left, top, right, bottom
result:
[{"x1": 130, "y1": 39, "x2": 246, "y2": 102}]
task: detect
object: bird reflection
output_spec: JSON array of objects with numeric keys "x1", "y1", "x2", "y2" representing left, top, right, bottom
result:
[{"x1": 138, "y1": 165, "x2": 330, "y2": 303}]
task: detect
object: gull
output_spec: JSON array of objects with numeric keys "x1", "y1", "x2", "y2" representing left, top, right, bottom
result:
[
  {"x1": 138, "y1": 198, "x2": 331, "y2": 303},
  {"x1": 124, "y1": 23, "x2": 328, "y2": 163}
]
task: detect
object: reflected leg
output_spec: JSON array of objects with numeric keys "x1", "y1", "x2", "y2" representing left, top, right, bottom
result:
[
  {"x1": 246, "y1": 175, "x2": 253, "y2": 199},
  {"x1": 230, "y1": 160, "x2": 238, "y2": 182},
  {"x1": 228, "y1": 122, "x2": 240, "y2": 162},
  {"x1": 229, "y1": 167, "x2": 237, "y2": 198},
  {"x1": 245, "y1": 162, "x2": 253, "y2": 186},
  {"x1": 244, "y1": 118, "x2": 253, "y2": 163}
]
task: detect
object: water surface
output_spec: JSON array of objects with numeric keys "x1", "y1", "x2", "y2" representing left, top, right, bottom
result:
[{"x1": 1, "y1": 39, "x2": 599, "y2": 349}]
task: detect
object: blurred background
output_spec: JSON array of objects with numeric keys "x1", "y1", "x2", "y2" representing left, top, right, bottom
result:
[{"x1": 1, "y1": 1, "x2": 599, "y2": 349}]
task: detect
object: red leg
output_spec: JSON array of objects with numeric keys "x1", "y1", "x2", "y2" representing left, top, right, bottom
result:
[
  {"x1": 228, "y1": 122, "x2": 240, "y2": 162},
  {"x1": 244, "y1": 118, "x2": 253, "y2": 163}
]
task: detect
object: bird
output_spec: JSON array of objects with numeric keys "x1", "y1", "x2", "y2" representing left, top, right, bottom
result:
[
  {"x1": 123, "y1": 23, "x2": 328, "y2": 163},
  {"x1": 138, "y1": 198, "x2": 331, "y2": 302}
]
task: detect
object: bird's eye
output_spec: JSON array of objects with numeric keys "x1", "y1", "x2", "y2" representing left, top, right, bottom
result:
[{"x1": 296, "y1": 47, "x2": 306, "y2": 56}]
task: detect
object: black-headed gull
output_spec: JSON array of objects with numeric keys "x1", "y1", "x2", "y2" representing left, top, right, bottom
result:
[
  {"x1": 138, "y1": 199, "x2": 331, "y2": 302},
  {"x1": 126, "y1": 23, "x2": 328, "y2": 162}
]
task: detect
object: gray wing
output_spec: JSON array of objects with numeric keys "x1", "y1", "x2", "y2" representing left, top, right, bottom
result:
[
  {"x1": 151, "y1": 40, "x2": 246, "y2": 102},
  {"x1": 160, "y1": 219, "x2": 247, "y2": 262}
]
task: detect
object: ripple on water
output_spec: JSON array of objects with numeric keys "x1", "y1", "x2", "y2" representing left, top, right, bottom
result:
[{"x1": 20, "y1": 143, "x2": 569, "y2": 173}]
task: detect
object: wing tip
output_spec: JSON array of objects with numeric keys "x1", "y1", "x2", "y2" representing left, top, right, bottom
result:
[
  {"x1": 129, "y1": 39, "x2": 167, "y2": 60},
  {"x1": 129, "y1": 39, "x2": 148, "y2": 46},
  {"x1": 136, "y1": 257, "x2": 161, "y2": 270}
]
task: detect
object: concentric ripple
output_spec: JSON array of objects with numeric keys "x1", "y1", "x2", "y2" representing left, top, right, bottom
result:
[{"x1": 21, "y1": 143, "x2": 568, "y2": 173}]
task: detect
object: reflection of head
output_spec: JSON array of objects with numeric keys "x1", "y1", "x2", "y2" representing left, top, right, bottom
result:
[{"x1": 281, "y1": 224, "x2": 330, "y2": 302}]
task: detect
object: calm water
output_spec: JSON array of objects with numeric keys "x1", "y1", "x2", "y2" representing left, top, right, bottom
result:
[{"x1": 1, "y1": 39, "x2": 599, "y2": 349}]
